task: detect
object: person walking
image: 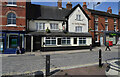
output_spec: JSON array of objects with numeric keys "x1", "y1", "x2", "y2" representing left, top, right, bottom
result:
[{"x1": 105, "y1": 42, "x2": 111, "y2": 51}]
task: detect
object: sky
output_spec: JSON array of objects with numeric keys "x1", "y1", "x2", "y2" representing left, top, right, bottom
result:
[{"x1": 31, "y1": 1, "x2": 120, "y2": 15}]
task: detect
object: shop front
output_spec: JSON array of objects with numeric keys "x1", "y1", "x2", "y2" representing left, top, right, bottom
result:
[{"x1": 1, "y1": 31, "x2": 25, "y2": 54}]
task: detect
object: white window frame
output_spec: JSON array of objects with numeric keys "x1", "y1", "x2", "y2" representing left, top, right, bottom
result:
[
  {"x1": 76, "y1": 15, "x2": 81, "y2": 21},
  {"x1": 75, "y1": 26, "x2": 82, "y2": 32},
  {"x1": 45, "y1": 37, "x2": 56, "y2": 45},
  {"x1": 105, "y1": 24, "x2": 108, "y2": 31},
  {"x1": 36, "y1": 22, "x2": 45, "y2": 30},
  {"x1": 61, "y1": 37, "x2": 71, "y2": 45},
  {"x1": 7, "y1": 0, "x2": 17, "y2": 6},
  {"x1": 79, "y1": 37, "x2": 86, "y2": 45},
  {"x1": 95, "y1": 22, "x2": 98, "y2": 31},
  {"x1": 50, "y1": 23, "x2": 59, "y2": 30},
  {"x1": 7, "y1": 13, "x2": 16, "y2": 26}
]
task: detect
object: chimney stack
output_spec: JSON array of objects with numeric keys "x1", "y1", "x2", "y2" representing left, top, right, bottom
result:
[
  {"x1": 107, "y1": 7, "x2": 112, "y2": 13},
  {"x1": 83, "y1": 2, "x2": 87, "y2": 9},
  {"x1": 57, "y1": 0, "x2": 62, "y2": 9},
  {"x1": 66, "y1": 2, "x2": 72, "y2": 10}
]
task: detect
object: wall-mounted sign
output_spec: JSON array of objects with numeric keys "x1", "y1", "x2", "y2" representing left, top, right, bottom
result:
[
  {"x1": 109, "y1": 33, "x2": 117, "y2": 36},
  {"x1": 72, "y1": 23, "x2": 86, "y2": 25}
]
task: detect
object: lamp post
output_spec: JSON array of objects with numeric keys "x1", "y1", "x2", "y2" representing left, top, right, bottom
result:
[{"x1": 93, "y1": 2, "x2": 100, "y2": 46}]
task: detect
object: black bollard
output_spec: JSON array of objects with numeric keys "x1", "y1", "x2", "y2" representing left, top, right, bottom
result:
[
  {"x1": 46, "y1": 55, "x2": 50, "y2": 76},
  {"x1": 99, "y1": 49, "x2": 102, "y2": 67}
]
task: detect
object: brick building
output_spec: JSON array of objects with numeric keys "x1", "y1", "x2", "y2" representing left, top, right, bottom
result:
[
  {"x1": 0, "y1": 0, "x2": 26, "y2": 53},
  {"x1": 82, "y1": 2, "x2": 120, "y2": 46}
]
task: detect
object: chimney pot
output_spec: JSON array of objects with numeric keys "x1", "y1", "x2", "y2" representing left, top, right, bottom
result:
[
  {"x1": 107, "y1": 7, "x2": 112, "y2": 13},
  {"x1": 58, "y1": 0, "x2": 62, "y2": 8},
  {"x1": 66, "y1": 2, "x2": 72, "y2": 10},
  {"x1": 83, "y1": 2, "x2": 87, "y2": 9}
]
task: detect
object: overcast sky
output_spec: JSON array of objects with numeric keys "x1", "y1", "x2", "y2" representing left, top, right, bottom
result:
[{"x1": 32, "y1": 1, "x2": 120, "y2": 15}]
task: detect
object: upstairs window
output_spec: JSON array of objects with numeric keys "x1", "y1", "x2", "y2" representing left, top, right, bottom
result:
[
  {"x1": 105, "y1": 17, "x2": 108, "y2": 22},
  {"x1": 95, "y1": 22, "x2": 98, "y2": 31},
  {"x1": 105, "y1": 24, "x2": 108, "y2": 31},
  {"x1": 114, "y1": 18, "x2": 116, "y2": 23},
  {"x1": 36, "y1": 23, "x2": 45, "y2": 30},
  {"x1": 76, "y1": 15, "x2": 81, "y2": 21},
  {"x1": 95, "y1": 15, "x2": 98, "y2": 21},
  {"x1": 7, "y1": 13, "x2": 16, "y2": 25},
  {"x1": 50, "y1": 23, "x2": 59, "y2": 30},
  {"x1": 75, "y1": 26, "x2": 82, "y2": 32},
  {"x1": 8, "y1": 0, "x2": 16, "y2": 5},
  {"x1": 114, "y1": 24, "x2": 117, "y2": 31}
]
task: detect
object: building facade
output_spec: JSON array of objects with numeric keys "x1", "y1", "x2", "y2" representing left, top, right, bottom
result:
[
  {"x1": 26, "y1": 2, "x2": 92, "y2": 52},
  {"x1": 83, "y1": 2, "x2": 120, "y2": 46},
  {"x1": 0, "y1": 0, "x2": 26, "y2": 54}
]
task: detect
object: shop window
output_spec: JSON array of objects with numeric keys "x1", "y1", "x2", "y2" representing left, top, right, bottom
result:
[
  {"x1": 50, "y1": 23, "x2": 59, "y2": 30},
  {"x1": 74, "y1": 38, "x2": 77, "y2": 44},
  {"x1": 79, "y1": 37, "x2": 86, "y2": 45},
  {"x1": 61, "y1": 37, "x2": 70, "y2": 45},
  {"x1": 45, "y1": 37, "x2": 56, "y2": 45},
  {"x1": 36, "y1": 22, "x2": 45, "y2": 30},
  {"x1": 75, "y1": 26, "x2": 82, "y2": 32},
  {"x1": 7, "y1": 13, "x2": 16, "y2": 25}
]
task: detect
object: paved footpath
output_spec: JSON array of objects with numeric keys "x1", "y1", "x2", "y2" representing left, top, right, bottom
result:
[{"x1": 51, "y1": 64, "x2": 107, "y2": 77}]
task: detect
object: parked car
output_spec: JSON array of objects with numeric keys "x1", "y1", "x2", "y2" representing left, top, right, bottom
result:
[{"x1": 105, "y1": 58, "x2": 120, "y2": 77}]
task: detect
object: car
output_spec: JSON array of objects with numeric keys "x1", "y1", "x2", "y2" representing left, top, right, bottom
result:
[{"x1": 105, "y1": 58, "x2": 120, "y2": 77}]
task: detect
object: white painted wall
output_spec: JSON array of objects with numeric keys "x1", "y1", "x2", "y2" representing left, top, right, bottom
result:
[
  {"x1": 68, "y1": 7, "x2": 88, "y2": 33},
  {"x1": 28, "y1": 20, "x2": 66, "y2": 31}
]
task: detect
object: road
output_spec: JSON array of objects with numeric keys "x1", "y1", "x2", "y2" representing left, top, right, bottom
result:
[{"x1": 1, "y1": 46, "x2": 119, "y2": 75}]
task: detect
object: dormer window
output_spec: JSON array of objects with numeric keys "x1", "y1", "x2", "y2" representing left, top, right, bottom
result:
[
  {"x1": 7, "y1": 0, "x2": 17, "y2": 6},
  {"x1": 76, "y1": 15, "x2": 81, "y2": 21},
  {"x1": 50, "y1": 23, "x2": 59, "y2": 30},
  {"x1": 36, "y1": 23, "x2": 45, "y2": 30}
]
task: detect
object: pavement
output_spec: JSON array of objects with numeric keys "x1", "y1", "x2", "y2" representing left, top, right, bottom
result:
[
  {"x1": 0, "y1": 45, "x2": 119, "y2": 57},
  {"x1": 51, "y1": 64, "x2": 107, "y2": 77}
]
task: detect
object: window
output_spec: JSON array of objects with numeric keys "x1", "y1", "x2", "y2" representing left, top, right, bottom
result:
[
  {"x1": 114, "y1": 24, "x2": 117, "y2": 31},
  {"x1": 8, "y1": 0, "x2": 16, "y2": 5},
  {"x1": 79, "y1": 37, "x2": 86, "y2": 45},
  {"x1": 95, "y1": 15, "x2": 98, "y2": 21},
  {"x1": 50, "y1": 23, "x2": 58, "y2": 30},
  {"x1": 9, "y1": 35, "x2": 18, "y2": 48},
  {"x1": 114, "y1": 18, "x2": 116, "y2": 23},
  {"x1": 36, "y1": 23, "x2": 45, "y2": 30},
  {"x1": 105, "y1": 24, "x2": 108, "y2": 31},
  {"x1": 7, "y1": 13, "x2": 16, "y2": 25},
  {"x1": 74, "y1": 38, "x2": 77, "y2": 44},
  {"x1": 61, "y1": 37, "x2": 70, "y2": 45},
  {"x1": 95, "y1": 22, "x2": 98, "y2": 31},
  {"x1": 45, "y1": 37, "x2": 56, "y2": 45},
  {"x1": 75, "y1": 26, "x2": 82, "y2": 32},
  {"x1": 105, "y1": 17, "x2": 108, "y2": 22},
  {"x1": 76, "y1": 15, "x2": 81, "y2": 20}
]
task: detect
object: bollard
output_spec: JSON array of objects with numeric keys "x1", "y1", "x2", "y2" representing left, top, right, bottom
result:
[
  {"x1": 99, "y1": 49, "x2": 102, "y2": 67},
  {"x1": 46, "y1": 55, "x2": 50, "y2": 76}
]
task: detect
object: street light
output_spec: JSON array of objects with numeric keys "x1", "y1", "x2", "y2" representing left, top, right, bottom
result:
[{"x1": 93, "y1": 2, "x2": 100, "y2": 46}]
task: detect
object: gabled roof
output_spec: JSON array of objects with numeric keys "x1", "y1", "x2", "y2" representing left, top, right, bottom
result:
[
  {"x1": 27, "y1": 4, "x2": 90, "y2": 20},
  {"x1": 66, "y1": 4, "x2": 90, "y2": 20},
  {"x1": 88, "y1": 9, "x2": 119, "y2": 18}
]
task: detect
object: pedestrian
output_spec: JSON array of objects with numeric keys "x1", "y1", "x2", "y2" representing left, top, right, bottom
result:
[
  {"x1": 90, "y1": 44, "x2": 92, "y2": 51},
  {"x1": 105, "y1": 42, "x2": 111, "y2": 51},
  {"x1": 16, "y1": 46, "x2": 21, "y2": 54}
]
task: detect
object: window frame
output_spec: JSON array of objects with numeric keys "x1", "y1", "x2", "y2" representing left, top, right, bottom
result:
[
  {"x1": 36, "y1": 22, "x2": 45, "y2": 30},
  {"x1": 95, "y1": 22, "x2": 98, "y2": 31},
  {"x1": 45, "y1": 37, "x2": 56, "y2": 45},
  {"x1": 61, "y1": 37, "x2": 71, "y2": 45},
  {"x1": 75, "y1": 26, "x2": 82, "y2": 32},
  {"x1": 50, "y1": 23, "x2": 59, "y2": 30},
  {"x1": 76, "y1": 14, "x2": 81, "y2": 21},
  {"x1": 114, "y1": 24, "x2": 117, "y2": 31},
  {"x1": 7, "y1": 12, "x2": 16, "y2": 26},
  {"x1": 79, "y1": 37, "x2": 86, "y2": 45},
  {"x1": 105, "y1": 17, "x2": 108, "y2": 22},
  {"x1": 7, "y1": 0, "x2": 17, "y2": 6},
  {"x1": 95, "y1": 15, "x2": 98, "y2": 21},
  {"x1": 105, "y1": 23, "x2": 108, "y2": 31}
]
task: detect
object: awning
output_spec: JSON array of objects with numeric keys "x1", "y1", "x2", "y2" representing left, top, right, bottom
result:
[{"x1": 26, "y1": 32, "x2": 92, "y2": 37}]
